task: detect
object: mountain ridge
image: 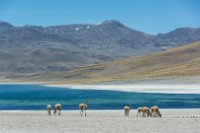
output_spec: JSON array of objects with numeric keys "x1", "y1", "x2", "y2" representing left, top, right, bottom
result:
[{"x1": 0, "y1": 20, "x2": 200, "y2": 79}]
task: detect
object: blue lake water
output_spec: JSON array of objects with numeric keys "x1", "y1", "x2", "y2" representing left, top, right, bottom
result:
[{"x1": 0, "y1": 84, "x2": 200, "y2": 110}]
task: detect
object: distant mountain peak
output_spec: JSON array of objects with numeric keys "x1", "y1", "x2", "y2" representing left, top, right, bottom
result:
[
  {"x1": 0, "y1": 20, "x2": 13, "y2": 28},
  {"x1": 101, "y1": 20, "x2": 124, "y2": 27},
  {"x1": 0, "y1": 20, "x2": 6, "y2": 24}
]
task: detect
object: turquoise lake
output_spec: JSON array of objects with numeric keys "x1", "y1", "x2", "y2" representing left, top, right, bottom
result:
[{"x1": 0, "y1": 84, "x2": 200, "y2": 110}]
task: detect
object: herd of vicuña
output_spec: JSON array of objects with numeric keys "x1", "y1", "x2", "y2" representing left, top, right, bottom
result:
[
  {"x1": 47, "y1": 102, "x2": 161, "y2": 117},
  {"x1": 136, "y1": 106, "x2": 162, "y2": 117}
]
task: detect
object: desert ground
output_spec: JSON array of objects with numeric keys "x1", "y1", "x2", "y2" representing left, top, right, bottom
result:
[{"x1": 0, "y1": 109, "x2": 200, "y2": 133}]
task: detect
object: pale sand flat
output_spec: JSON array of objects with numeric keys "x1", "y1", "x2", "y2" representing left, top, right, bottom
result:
[
  {"x1": 46, "y1": 84, "x2": 200, "y2": 94},
  {"x1": 0, "y1": 109, "x2": 200, "y2": 133}
]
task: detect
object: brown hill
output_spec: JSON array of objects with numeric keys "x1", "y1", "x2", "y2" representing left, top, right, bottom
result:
[{"x1": 26, "y1": 41, "x2": 200, "y2": 84}]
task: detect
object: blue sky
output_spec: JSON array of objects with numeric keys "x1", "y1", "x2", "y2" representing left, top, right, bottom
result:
[{"x1": 0, "y1": 0, "x2": 199, "y2": 34}]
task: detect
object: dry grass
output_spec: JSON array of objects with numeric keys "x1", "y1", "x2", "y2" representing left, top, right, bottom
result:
[{"x1": 25, "y1": 41, "x2": 200, "y2": 84}]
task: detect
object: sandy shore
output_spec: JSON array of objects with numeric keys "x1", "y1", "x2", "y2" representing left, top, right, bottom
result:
[{"x1": 1, "y1": 109, "x2": 200, "y2": 133}]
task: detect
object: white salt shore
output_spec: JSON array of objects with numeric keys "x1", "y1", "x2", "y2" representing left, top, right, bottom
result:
[
  {"x1": 1, "y1": 81, "x2": 200, "y2": 94},
  {"x1": 46, "y1": 84, "x2": 200, "y2": 94},
  {"x1": 0, "y1": 109, "x2": 200, "y2": 133}
]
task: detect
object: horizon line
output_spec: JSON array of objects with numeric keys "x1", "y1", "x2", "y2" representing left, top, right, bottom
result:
[{"x1": 1, "y1": 19, "x2": 199, "y2": 35}]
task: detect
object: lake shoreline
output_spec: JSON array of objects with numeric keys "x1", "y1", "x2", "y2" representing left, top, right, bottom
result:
[
  {"x1": 46, "y1": 84, "x2": 200, "y2": 94},
  {"x1": 0, "y1": 81, "x2": 200, "y2": 94},
  {"x1": 0, "y1": 108, "x2": 200, "y2": 112},
  {"x1": 1, "y1": 84, "x2": 200, "y2": 110}
]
